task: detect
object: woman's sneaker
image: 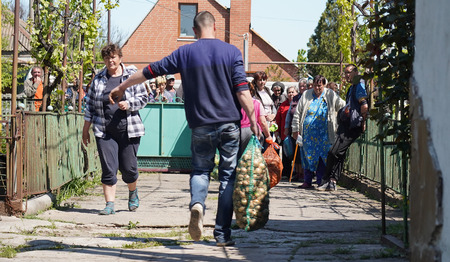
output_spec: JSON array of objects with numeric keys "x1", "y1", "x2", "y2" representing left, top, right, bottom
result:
[
  {"x1": 99, "y1": 202, "x2": 115, "y2": 215},
  {"x1": 128, "y1": 189, "x2": 139, "y2": 211}
]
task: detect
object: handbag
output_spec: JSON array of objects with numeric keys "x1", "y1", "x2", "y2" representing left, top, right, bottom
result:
[
  {"x1": 338, "y1": 85, "x2": 363, "y2": 129},
  {"x1": 282, "y1": 136, "x2": 294, "y2": 158}
]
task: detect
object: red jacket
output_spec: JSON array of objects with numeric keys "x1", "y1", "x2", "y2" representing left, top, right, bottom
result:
[{"x1": 275, "y1": 99, "x2": 291, "y2": 141}]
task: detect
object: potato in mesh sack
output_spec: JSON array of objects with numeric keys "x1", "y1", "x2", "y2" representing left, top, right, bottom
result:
[{"x1": 233, "y1": 135, "x2": 270, "y2": 231}]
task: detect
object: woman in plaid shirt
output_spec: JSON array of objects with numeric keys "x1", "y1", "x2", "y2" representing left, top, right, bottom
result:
[{"x1": 82, "y1": 44, "x2": 148, "y2": 215}]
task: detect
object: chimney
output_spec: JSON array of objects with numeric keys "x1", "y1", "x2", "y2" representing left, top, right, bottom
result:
[{"x1": 229, "y1": 0, "x2": 251, "y2": 55}]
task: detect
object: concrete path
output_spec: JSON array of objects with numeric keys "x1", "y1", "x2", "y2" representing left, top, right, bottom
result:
[{"x1": 0, "y1": 173, "x2": 407, "y2": 261}]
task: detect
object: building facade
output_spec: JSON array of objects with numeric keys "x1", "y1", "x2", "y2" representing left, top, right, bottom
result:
[{"x1": 121, "y1": 0, "x2": 298, "y2": 81}]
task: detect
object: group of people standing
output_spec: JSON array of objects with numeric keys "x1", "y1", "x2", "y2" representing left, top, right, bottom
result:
[
  {"x1": 145, "y1": 74, "x2": 183, "y2": 103},
  {"x1": 253, "y1": 65, "x2": 368, "y2": 192},
  {"x1": 81, "y1": 10, "x2": 368, "y2": 247}
]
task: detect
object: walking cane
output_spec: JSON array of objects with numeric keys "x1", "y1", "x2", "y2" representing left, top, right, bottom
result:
[{"x1": 289, "y1": 143, "x2": 299, "y2": 183}]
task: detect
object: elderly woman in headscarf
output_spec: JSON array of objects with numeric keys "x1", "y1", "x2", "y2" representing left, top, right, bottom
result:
[
  {"x1": 291, "y1": 75, "x2": 345, "y2": 189},
  {"x1": 271, "y1": 81, "x2": 286, "y2": 110}
]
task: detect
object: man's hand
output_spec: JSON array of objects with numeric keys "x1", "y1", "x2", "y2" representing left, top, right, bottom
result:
[
  {"x1": 118, "y1": 101, "x2": 129, "y2": 110},
  {"x1": 250, "y1": 122, "x2": 261, "y2": 138},
  {"x1": 108, "y1": 69, "x2": 147, "y2": 104},
  {"x1": 34, "y1": 76, "x2": 42, "y2": 84},
  {"x1": 109, "y1": 87, "x2": 125, "y2": 105}
]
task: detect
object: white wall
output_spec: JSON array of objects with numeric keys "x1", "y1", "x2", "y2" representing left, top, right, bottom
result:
[{"x1": 414, "y1": 0, "x2": 450, "y2": 259}]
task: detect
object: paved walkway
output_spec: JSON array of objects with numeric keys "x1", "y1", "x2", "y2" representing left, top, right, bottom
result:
[{"x1": 0, "y1": 173, "x2": 407, "y2": 261}]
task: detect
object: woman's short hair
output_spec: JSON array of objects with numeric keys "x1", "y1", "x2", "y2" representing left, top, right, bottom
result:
[
  {"x1": 313, "y1": 75, "x2": 327, "y2": 86},
  {"x1": 156, "y1": 76, "x2": 166, "y2": 85},
  {"x1": 252, "y1": 71, "x2": 268, "y2": 82},
  {"x1": 298, "y1": 78, "x2": 308, "y2": 86},
  {"x1": 101, "y1": 44, "x2": 122, "y2": 59},
  {"x1": 286, "y1": 86, "x2": 297, "y2": 93}
]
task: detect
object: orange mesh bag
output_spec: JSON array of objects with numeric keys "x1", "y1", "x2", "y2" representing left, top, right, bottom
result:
[{"x1": 263, "y1": 138, "x2": 283, "y2": 189}]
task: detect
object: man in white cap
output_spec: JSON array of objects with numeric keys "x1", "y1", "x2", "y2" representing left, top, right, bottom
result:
[{"x1": 164, "y1": 74, "x2": 177, "y2": 102}]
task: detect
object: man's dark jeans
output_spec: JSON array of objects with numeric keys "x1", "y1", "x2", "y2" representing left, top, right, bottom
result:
[{"x1": 322, "y1": 123, "x2": 362, "y2": 184}]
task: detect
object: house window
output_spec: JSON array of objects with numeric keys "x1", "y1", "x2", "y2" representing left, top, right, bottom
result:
[{"x1": 179, "y1": 4, "x2": 197, "y2": 38}]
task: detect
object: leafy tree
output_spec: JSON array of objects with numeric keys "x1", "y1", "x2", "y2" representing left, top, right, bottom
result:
[
  {"x1": 1, "y1": 2, "x2": 30, "y2": 93},
  {"x1": 307, "y1": 0, "x2": 341, "y2": 82},
  {"x1": 361, "y1": 0, "x2": 414, "y2": 157},
  {"x1": 296, "y1": 48, "x2": 309, "y2": 79},
  {"x1": 264, "y1": 65, "x2": 290, "y2": 82},
  {"x1": 29, "y1": 0, "x2": 118, "y2": 111}
]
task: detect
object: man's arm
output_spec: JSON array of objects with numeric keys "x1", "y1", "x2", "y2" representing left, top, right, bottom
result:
[
  {"x1": 109, "y1": 70, "x2": 147, "y2": 104},
  {"x1": 236, "y1": 90, "x2": 260, "y2": 137}
]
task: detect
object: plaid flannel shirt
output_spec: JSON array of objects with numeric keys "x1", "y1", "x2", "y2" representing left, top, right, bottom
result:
[{"x1": 84, "y1": 64, "x2": 148, "y2": 138}]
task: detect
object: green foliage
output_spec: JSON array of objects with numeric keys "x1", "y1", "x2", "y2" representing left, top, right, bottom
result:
[
  {"x1": 361, "y1": 0, "x2": 414, "y2": 157},
  {"x1": 127, "y1": 221, "x2": 140, "y2": 230},
  {"x1": 55, "y1": 172, "x2": 101, "y2": 206},
  {"x1": 296, "y1": 49, "x2": 308, "y2": 79},
  {"x1": 29, "y1": 0, "x2": 121, "y2": 111},
  {"x1": 264, "y1": 65, "x2": 291, "y2": 82},
  {"x1": 0, "y1": 245, "x2": 20, "y2": 258},
  {"x1": 307, "y1": 0, "x2": 341, "y2": 82},
  {"x1": 336, "y1": 0, "x2": 354, "y2": 63}
]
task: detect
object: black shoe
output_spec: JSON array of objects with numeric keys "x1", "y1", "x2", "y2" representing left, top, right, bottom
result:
[{"x1": 216, "y1": 238, "x2": 235, "y2": 246}]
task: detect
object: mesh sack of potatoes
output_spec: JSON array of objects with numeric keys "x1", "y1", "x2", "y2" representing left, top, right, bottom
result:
[{"x1": 233, "y1": 135, "x2": 270, "y2": 231}]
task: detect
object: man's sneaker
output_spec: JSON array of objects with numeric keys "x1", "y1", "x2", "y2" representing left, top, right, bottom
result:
[
  {"x1": 317, "y1": 181, "x2": 338, "y2": 191},
  {"x1": 189, "y1": 203, "x2": 203, "y2": 241},
  {"x1": 317, "y1": 181, "x2": 330, "y2": 191},
  {"x1": 327, "y1": 180, "x2": 337, "y2": 191},
  {"x1": 216, "y1": 238, "x2": 235, "y2": 247}
]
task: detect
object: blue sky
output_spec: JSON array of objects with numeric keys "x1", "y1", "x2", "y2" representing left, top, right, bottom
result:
[{"x1": 106, "y1": 0, "x2": 327, "y2": 61}]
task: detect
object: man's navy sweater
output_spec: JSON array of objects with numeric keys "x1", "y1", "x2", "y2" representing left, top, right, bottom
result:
[{"x1": 143, "y1": 38, "x2": 249, "y2": 129}]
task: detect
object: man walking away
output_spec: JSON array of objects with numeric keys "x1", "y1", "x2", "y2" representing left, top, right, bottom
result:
[
  {"x1": 108, "y1": 11, "x2": 258, "y2": 246},
  {"x1": 318, "y1": 64, "x2": 368, "y2": 191}
]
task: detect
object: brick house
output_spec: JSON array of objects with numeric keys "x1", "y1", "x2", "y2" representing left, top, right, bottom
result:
[{"x1": 121, "y1": 0, "x2": 299, "y2": 81}]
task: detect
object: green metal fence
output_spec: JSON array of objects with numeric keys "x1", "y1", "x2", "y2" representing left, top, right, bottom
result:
[
  {"x1": 0, "y1": 111, "x2": 100, "y2": 208},
  {"x1": 345, "y1": 119, "x2": 409, "y2": 195},
  {"x1": 137, "y1": 102, "x2": 192, "y2": 171}
]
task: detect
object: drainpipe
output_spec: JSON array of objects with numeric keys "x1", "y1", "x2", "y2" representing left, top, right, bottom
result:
[{"x1": 243, "y1": 33, "x2": 249, "y2": 72}]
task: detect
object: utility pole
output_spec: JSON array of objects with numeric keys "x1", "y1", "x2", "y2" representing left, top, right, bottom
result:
[
  {"x1": 61, "y1": 0, "x2": 69, "y2": 112},
  {"x1": 107, "y1": 0, "x2": 111, "y2": 43},
  {"x1": 12, "y1": 0, "x2": 21, "y2": 115}
]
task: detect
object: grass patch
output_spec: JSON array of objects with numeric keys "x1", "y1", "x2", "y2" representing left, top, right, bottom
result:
[
  {"x1": 319, "y1": 238, "x2": 345, "y2": 244},
  {"x1": 386, "y1": 222, "x2": 405, "y2": 240},
  {"x1": 373, "y1": 247, "x2": 402, "y2": 258},
  {"x1": 0, "y1": 245, "x2": 29, "y2": 258},
  {"x1": 288, "y1": 241, "x2": 312, "y2": 262},
  {"x1": 55, "y1": 172, "x2": 101, "y2": 206},
  {"x1": 0, "y1": 246, "x2": 17, "y2": 258},
  {"x1": 332, "y1": 246, "x2": 354, "y2": 255},
  {"x1": 122, "y1": 239, "x2": 190, "y2": 249},
  {"x1": 102, "y1": 233, "x2": 123, "y2": 238},
  {"x1": 127, "y1": 221, "x2": 140, "y2": 230}
]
